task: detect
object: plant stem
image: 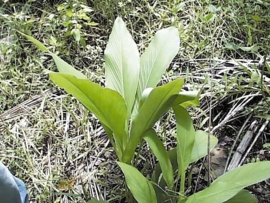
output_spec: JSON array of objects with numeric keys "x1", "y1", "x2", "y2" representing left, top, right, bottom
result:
[
  {"x1": 178, "y1": 170, "x2": 186, "y2": 202},
  {"x1": 188, "y1": 164, "x2": 194, "y2": 188}
]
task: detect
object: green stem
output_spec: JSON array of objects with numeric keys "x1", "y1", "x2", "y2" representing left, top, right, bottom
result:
[
  {"x1": 178, "y1": 170, "x2": 186, "y2": 202},
  {"x1": 188, "y1": 164, "x2": 194, "y2": 188}
]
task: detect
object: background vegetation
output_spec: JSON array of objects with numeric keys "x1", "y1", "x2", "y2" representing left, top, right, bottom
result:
[{"x1": 0, "y1": 0, "x2": 269, "y2": 202}]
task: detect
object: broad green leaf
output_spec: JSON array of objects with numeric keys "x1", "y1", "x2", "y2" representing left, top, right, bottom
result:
[
  {"x1": 186, "y1": 161, "x2": 270, "y2": 203},
  {"x1": 141, "y1": 87, "x2": 199, "y2": 109},
  {"x1": 122, "y1": 78, "x2": 184, "y2": 163},
  {"x1": 190, "y1": 130, "x2": 218, "y2": 163},
  {"x1": 143, "y1": 129, "x2": 174, "y2": 189},
  {"x1": 49, "y1": 73, "x2": 128, "y2": 157},
  {"x1": 224, "y1": 189, "x2": 258, "y2": 203},
  {"x1": 118, "y1": 162, "x2": 157, "y2": 203},
  {"x1": 173, "y1": 105, "x2": 195, "y2": 176},
  {"x1": 132, "y1": 27, "x2": 180, "y2": 117},
  {"x1": 20, "y1": 32, "x2": 87, "y2": 79},
  {"x1": 105, "y1": 17, "x2": 140, "y2": 117},
  {"x1": 152, "y1": 148, "x2": 178, "y2": 184},
  {"x1": 138, "y1": 27, "x2": 180, "y2": 98}
]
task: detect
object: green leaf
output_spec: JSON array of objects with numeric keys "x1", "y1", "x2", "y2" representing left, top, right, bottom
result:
[
  {"x1": 140, "y1": 87, "x2": 153, "y2": 108},
  {"x1": 153, "y1": 130, "x2": 217, "y2": 185},
  {"x1": 152, "y1": 148, "x2": 177, "y2": 183},
  {"x1": 190, "y1": 130, "x2": 218, "y2": 163},
  {"x1": 118, "y1": 162, "x2": 157, "y2": 203},
  {"x1": 50, "y1": 53, "x2": 87, "y2": 79},
  {"x1": 224, "y1": 189, "x2": 258, "y2": 203},
  {"x1": 87, "y1": 200, "x2": 109, "y2": 203},
  {"x1": 66, "y1": 8, "x2": 73, "y2": 17},
  {"x1": 265, "y1": 61, "x2": 270, "y2": 73},
  {"x1": 239, "y1": 45, "x2": 259, "y2": 52},
  {"x1": 143, "y1": 129, "x2": 174, "y2": 189},
  {"x1": 20, "y1": 32, "x2": 87, "y2": 79},
  {"x1": 251, "y1": 15, "x2": 262, "y2": 22},
  {"x1": 49, "y1": 73, "x2": 128, "y2": 157},
  {"x1": 19, "y1": 32, "x2": 48, "y2": 51},
  {"x1": 173, "y1": 105, "x2": 195, "y2": 175},
  {"x1": 122, "y1": 78, "x2": 184, "y2": 163},
  {"x1": 71, "y1": 28, "x2": 81, "y2": 42},
  {"x1": 263, "y1": 143, "x2": 270, "y2": 148},
  {"x1": 186, "y1": 161, "x2": 270, "y2": 203},
  {"x1": 204, "y1": 13, "x2": 215, "y2": 22},
  {"x1": 105, "y1": 17, "x2": 140, "y2": 117},
  {"x1": 172, "y1": 91, "x2": 200, "y2": 107},
  {"x1": 134, "y1": 27, "x2": 180, "y2": 116}
]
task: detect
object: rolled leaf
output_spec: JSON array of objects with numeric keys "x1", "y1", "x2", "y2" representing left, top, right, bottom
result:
[
  {"x1": 172, "y1": 91, "x2": 200, "y2": 108},
  {"x1": 140, "y1": 87, "x2": 153, "y2": 108},
  {"x1": 105, "y1": 17, "x2": 140, "y2": 117},
  {"x1": 186, "y1": 161, "x2": 270, "y2": 203},
  {"x1": 118, "y1": 162, "x2": 157, "y2": 203}
]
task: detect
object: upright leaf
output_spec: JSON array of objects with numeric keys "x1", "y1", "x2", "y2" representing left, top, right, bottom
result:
[
  {"x1": 143, "y1": 129, "x2": 174, "y2": 189},
  {"x1": 122, "y1": 78, "x2": 184, "y2": 163},
  {"x1": 49, "y1": 73, "x2": 128, "y2": 157},
  {"x1": 186, "y1": 161, "x2": 270, "y2": 203},
  {"x1": 21, "y1": 33, "x2": 87, "y2": 79},
  {"x1": 105, "y1": 17, "x2": 140, "y2": 117},
  {"x1": 118, "y1": 162, "x2": 157, "y2": 203},
  {"x1": 173, "y1": 106, "x2": 195, "y2": 176},
  {"x1": 133, "y1": 27, "x2": 180, "y2": 115},
  {"x1": 190, "y1": 130, "x2": 218, "y2": 163}
]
